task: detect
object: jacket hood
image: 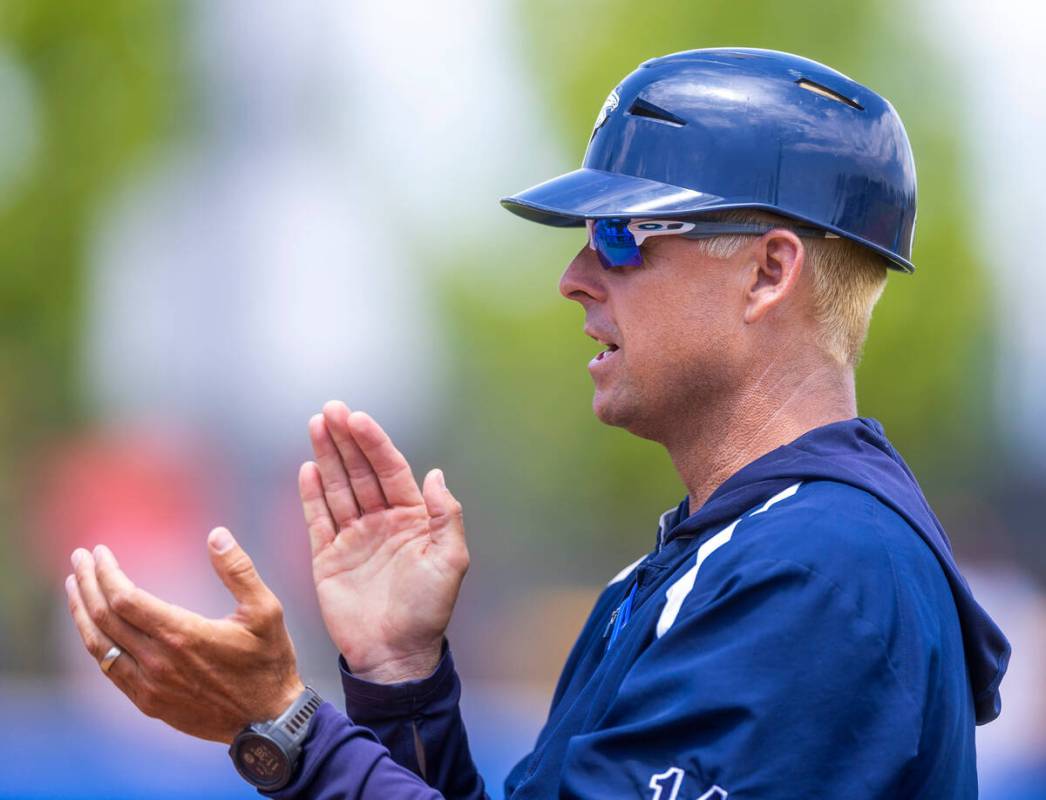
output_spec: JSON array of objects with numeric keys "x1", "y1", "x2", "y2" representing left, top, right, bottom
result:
[{"x1": 663, "y1": 417, "x2": 1010, "y2": 725}]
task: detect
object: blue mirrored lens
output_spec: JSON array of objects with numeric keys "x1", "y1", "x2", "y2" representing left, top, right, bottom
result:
[{"x1": 592, "y1": 218, "x2": 642, "y2": 268}]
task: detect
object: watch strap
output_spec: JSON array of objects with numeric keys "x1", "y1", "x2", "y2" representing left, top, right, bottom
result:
[{"x1": 273, "y1": 686, "x2": 323, "y2": 750}]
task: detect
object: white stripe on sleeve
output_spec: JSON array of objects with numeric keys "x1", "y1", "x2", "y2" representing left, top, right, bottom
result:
[
  {"x1": 655, "y1": 482, "x2": 803, "y2": 638},
  {"x1": 656, "y1": 518, "x2": 740, "y2": 638},
  {"x1": 608, "y1": 554, "x2": 646, "y2": 586},
  {"x1": 750, "y1": 481, "x2": 802, "y2": 515}
]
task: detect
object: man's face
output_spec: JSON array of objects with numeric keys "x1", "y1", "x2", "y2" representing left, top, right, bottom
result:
[{"x1": 559, "y1": 235, "x2": 750, "y2": 442}]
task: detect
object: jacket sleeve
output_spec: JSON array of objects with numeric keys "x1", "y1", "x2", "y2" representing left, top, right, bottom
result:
[
  {"x1": 340, "y1": 646, "x2": 486, "y2": 799},
  {"x1": 261, "y1": 702, "x2": 445, "y2": 800},
  {"x1": 261, "y1": 646, "x2": 487, "y2": 800},
  {"x1": 558, "y1": 558, "x2": 923, "y2": 800}
]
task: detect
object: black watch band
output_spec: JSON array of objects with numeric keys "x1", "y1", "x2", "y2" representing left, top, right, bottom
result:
[{"x1": 229, "y1": 686, "x2": 323, "y2": 791}]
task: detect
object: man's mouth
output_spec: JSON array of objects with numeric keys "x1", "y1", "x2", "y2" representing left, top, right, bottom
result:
[{"x1": 586, "y1": 328, "x2": 621, "y2": 368}]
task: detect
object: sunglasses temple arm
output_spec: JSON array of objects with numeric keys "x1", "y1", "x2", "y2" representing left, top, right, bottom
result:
[{"x1": 678, "y1": 223, "x2": 834, "y2": 240}]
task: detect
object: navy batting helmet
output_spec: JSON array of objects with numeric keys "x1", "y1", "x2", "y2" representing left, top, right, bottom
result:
[{"x1": 501, "y1": 48, "x2": 917, "y2": 273}]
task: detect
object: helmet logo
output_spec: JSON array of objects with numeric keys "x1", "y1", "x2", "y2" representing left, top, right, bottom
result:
[{"x1": 592, "y1": 87, "x2": 620, "y2": 135}]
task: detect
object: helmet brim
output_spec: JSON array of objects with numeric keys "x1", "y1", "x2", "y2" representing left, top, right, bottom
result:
[
  {"x1": 500, "y1": 168, "x2": 725, "y2": 227},
  {"x1": 501, "y1": 167, "x2": 915, "y2": 273}
]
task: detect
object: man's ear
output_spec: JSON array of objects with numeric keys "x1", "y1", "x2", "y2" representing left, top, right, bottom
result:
[{"x1": 742, "y1": 230, "x2": 805, "y2": 324}]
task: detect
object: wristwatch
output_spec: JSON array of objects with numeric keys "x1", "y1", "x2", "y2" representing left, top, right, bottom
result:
[{"x1": 229, "y1": 686, "x2": 323, "y2": 791}]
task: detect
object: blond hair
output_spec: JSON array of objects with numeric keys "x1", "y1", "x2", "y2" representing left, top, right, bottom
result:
[{"x1": 695, "y1": 209, "x2": 888, "y2": 365}]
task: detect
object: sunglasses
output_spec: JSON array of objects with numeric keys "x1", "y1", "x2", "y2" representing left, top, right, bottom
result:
[{"x1": 586, "y1": 218, "x2": 837, "y2": 269}]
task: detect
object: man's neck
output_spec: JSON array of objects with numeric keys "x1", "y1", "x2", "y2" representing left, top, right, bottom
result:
[{"x1": 666, "y1": 363, "x2": 857, "y2": 515}]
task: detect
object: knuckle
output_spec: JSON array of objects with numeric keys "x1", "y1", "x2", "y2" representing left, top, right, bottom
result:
[
  {"x1": 138, "y1": 652, "x2": 160, "y2": 676},
  {"x1": 86, "y1": 601, "x2": 112, "y2": 630},
  {"x1": 161, "y1": 629, "x2": 186, "y2": 651},
  {"x1": 260, "y1": 596, "x2": 284, "y2": 624},
  {"x1": 109, "y1": 588, "x2": 134, "y2": 615},
  {"x1": 250, "y1": 600, "x2": 284, "y2": 634},
  {"x1": 148, "y1": 658, "x2": 174, "y2": 683},
  {"x1": 227, "y1": 555, "x2": 256, "y2": 580},
  {"x1": 83, "y1": 632, "x2": 106, "y2": 659}
]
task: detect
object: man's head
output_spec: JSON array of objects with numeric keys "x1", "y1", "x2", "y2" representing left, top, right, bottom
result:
[
  {"x1": 502, "y1": 47, "x2": 914, "y2": 443},
  {"x1": 559, "y1": 210, "x2": 888, "y2": 441}
]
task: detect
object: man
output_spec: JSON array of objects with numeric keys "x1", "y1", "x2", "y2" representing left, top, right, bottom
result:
[{"x1": 66, "y1": 49, "x2": 1010, "y2": 798}]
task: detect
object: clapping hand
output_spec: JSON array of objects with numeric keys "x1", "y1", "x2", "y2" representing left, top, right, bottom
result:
[
  {"x1": 65, "y1": 529, "x2": 304, "y2": 743},
  {"x1": 299, "y1": 402, "x2": 469, "y2": 684}
]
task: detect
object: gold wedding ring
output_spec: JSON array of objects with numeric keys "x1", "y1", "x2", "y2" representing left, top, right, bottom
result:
[{"x1": 100, "y1": 645, "x2": 123, "y2": 674}]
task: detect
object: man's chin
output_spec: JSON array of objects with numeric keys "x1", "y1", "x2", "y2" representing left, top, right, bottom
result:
[
  {"x1": 592, "y1": 390, "x2": 664, "y2": 442},
  {"x1": 592, "y1": 391, "x2": 636, "y2": 430},
  {"x1": 592, "y1": 391, "x2": 620, "y2": 424}
]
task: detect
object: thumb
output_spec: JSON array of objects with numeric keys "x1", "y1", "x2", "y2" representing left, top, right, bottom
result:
[
  {"x1": 207, "y1": 527, "x2": 273, "y2": 609},
  {"x1": 422, "y1": 469, "x2": 465, "y2": 546}
]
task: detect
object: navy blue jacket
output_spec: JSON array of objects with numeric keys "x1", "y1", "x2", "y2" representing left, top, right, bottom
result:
[{"x1": 264, "y1": 418, "x2": 1009, "y2": 799}]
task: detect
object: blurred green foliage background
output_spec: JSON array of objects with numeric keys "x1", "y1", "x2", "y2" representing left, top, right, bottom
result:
[
  {"x1": 0, "y1": 0, "x2": 1003, "y2": 664},
  {"x1": 0, "y1": 0, "x2": 184, "y2": 668}
]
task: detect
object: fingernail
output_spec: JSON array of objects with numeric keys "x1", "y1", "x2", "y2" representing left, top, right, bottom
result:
[
  {"x1": 70, "y1": 549, "x2": 85, "y2": 568},
  {"x1": 436, "y1": 469, "x2": 447, "y2": 489},
  {"x1": 65, "y1": 574, "x2": 76, "y2": 592},
  {"x1": 210, "y1": 527, "x2": 235, "y2": 554},
  {"x1": 93, "y1": 544, "x2": 110, "y2": 561}
]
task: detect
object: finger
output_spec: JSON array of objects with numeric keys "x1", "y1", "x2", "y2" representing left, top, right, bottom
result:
[
  {"x1": 207, "y1": 527, "x2": 278, "y2": 613},
  {"x1": 347, "y1": 410, "x2": 424, "y2": 507},
  {"x1": 323, "y1": 400, "x2": 387, "y2": 513},
  {"x1": 66, "y1": 571, "x2": 118, "y2": 660},
  {"x1": 308, "y1": 412, "x2": 360, "y2": 528},
  {"x1": 90, "y1": 545, "x2": 194, "y2": 635},
  {"x1": 299, "y1": 461, "x2": 337, "y2": 555},
  {"x1": 66, "y1": 573, "x2": 141, "y2": 687},
  {"x1": 422, "y1": 469, "x2": 466, "y2": 548},
  {"x1": 72, "y1": 548, "x2": 156, "y2": 655}
]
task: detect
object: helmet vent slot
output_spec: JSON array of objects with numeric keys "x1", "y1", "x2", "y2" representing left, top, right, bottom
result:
[
  {"x1": 796, "y1": 78, "x2": 863, "y2": 110},
  {"x1": 628, "y1": 98, "x2": 687, "y2": 127}
]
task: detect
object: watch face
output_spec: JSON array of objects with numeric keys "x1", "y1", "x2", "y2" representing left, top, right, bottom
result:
[{"x1": 234, "y1": 733, "x2": 290, "y2": 788}]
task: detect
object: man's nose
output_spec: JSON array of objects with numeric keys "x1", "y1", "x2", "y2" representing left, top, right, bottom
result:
[{"x1": 559, "y1": 246, "x2": 608, "y2": 305}]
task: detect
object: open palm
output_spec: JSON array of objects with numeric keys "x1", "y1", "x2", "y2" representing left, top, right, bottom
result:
[{"x1": 299, "y1": 402, "x2": 469, "y2": 683}]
